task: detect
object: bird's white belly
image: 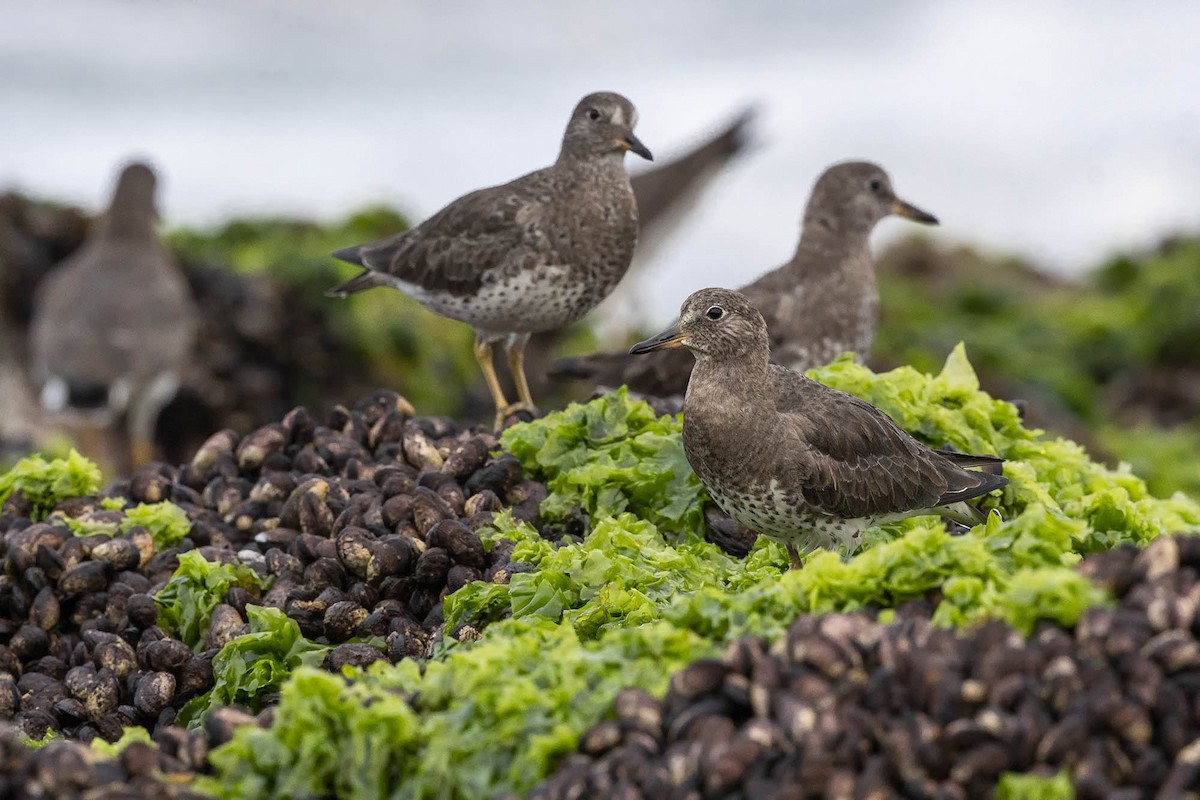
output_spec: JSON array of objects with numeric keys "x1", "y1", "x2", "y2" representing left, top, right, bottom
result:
[{"x1": 385, "y1": 266, "x2": 596, "y2": 335}]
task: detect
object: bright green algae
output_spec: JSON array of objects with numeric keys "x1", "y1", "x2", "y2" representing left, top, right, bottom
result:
[
  {"x1": 202, "y1": 347, "x2": 1200, "y2": 799},
  {"x1": 0, "y1": 449, "x2": 101, "y2": 520},
  {"x1": 996, "y1": 770, "x2": 1076, "y2": 799},
  {"x1": 52, "y1": 500, "x2": 192, "y2": 549},
  {"x1": 176, "y1": 605, "x2": 333, "y2": 728},
  {"x1": 155, "y1": 550, "x2": 268, "y2": 650}
]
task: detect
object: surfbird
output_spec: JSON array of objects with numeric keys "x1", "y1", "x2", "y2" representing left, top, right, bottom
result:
[
  {"x1": 328, "y1": 91, "x2": 653, "y2": 429},
  {"x1": 502, "y1": 106, "x2": 758, "y2": 405},
  {"x1": 630, "y1": 287, "x2": 1007, "y2": 570},
  {"x1": 29, "y1": 161, "x2": 197, "y2": 469},
  {"x1": 553, "y1": 161, "x2": 938, "y2": 398}
]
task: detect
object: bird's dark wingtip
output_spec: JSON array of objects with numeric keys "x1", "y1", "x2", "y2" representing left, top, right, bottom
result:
[
  {"x1": 725, "y1": 103, "x2": 762, "y2": 151},
  {"x1": 936, "y1": 448, "x2": 1006, "y2": 475},
  {"x1": 326, "y1": 267, "x2": 383, "y2": 299},
  {"x1": 978, "y1": 471, "x2": 1010, "y2": 495}
]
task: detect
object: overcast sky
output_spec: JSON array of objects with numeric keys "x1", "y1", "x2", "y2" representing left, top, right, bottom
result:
[{"x1": 2, "y1": 1, "x2": 1198, "y2": 324}]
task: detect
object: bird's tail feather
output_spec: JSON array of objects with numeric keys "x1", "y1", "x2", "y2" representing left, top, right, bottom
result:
[
  {"x1": 935, "y1": 453, "x2": 1009, "y2": 511},
  {"x1": 331, "y1": 244, "x2": 365, "y2": 266},
  {"x1": 326, "y1": 268, "x2": 384, "y2": 298}
]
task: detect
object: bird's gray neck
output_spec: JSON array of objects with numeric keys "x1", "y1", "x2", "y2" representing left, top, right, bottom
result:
[
  {"x1": 688, "y1": 351, "x2": 770, "y2": 408},
  {"x1": 97, "y1": 208, "x2": 156, "y2": 241},
  {"x1": 556, "y1": 150, "x2": 629, "y2": 178},
  {"x1": 799, "y1": 210, "x2": 874, "y2": 251},
  {"x1": 789, "y1": 214, "x2": 875, "y2": 278}
]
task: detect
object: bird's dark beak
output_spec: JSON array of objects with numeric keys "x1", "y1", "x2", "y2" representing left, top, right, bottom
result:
[
  {"x1": 618, "y1": 132, "x2": 653, "y2": 161},
  {"x1": 890, "y1": 198, "x2": 939, "y2": 225},
  {"x1": 630, "y1": 324, "x2": 686, "y2": 354}
]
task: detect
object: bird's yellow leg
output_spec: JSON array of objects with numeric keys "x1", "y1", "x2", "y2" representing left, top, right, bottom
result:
[
  {"x1": 501, "y1": 337, "x2": 539, "y2": 421},
  {"x1": 130, "y1": 433, "x2": 155, "y2": 469},
  {"x1": 77, "y1": 425, "x2": 107, "y2": 465},
  {"x1": 474, "y1": 339, "x2": 511, "y2": 430},
  {"x1": 787, "y1": 545, "x2": 804, "y2": 571},
  {"x1": 75, "y1": 424, "x2": 121, "y2": 477}
]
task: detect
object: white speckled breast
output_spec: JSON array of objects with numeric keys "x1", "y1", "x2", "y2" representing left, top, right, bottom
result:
[
  {"x1": 707, "y1": 478, "x2": 870, "y2": 557},
  {"x1": 385, "y1": 265, "x2": 595, "y2": 336}
]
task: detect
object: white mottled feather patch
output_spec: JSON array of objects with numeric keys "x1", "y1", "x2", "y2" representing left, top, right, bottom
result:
[
  {"x1": 712, "y1": 478, "x2": 870, "y2": 557},
  {"x1": 382, "y1": 265, "x2": 592, "y2": 336}
]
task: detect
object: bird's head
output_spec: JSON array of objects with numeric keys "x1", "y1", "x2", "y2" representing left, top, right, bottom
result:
[
  {"x1": 102, "y1": 160, "x2": 160, "y2": 238},
  {"x1": 561, "y1": 91, "x2": 653, "y2": 163},
  {"x1": 111, "y1": 161, "x2": 158, "y2": 214},
  {"x1": 630, "y1": 287, "x2": 768, "y2": 363},
  {"x1": 805, "y1": 161, "x2": 938, "y2": 234}
]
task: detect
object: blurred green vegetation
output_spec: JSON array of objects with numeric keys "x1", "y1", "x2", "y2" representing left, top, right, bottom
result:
[{"x1": 874, "y1": 236, "x2": 1200, "y2": 497}]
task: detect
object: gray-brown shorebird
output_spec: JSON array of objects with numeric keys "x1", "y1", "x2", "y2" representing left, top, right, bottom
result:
[
  {"x1": 30, "y1": 161, "x2": 197, "y2": 469},
  {"x1": 631, "y1": 287, "x2": 1007, "y2": 570},
  {"x1": 554, "y1": 161, "x2": 937, "y2": 397},
  {"x1": 328, "y1": 91, "x2": 652, "y2": 429}
]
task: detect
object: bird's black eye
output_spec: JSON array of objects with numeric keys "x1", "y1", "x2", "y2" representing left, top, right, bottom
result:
[
  {"x1": 705, "y1": 305, "x2": 724, "y2": 320},
  {"x1": 586, "y1": 108, "x2": 601, "y2": 121},
  {"x1": 868, "y1": 179, "x2": 883, "y2": 192}
]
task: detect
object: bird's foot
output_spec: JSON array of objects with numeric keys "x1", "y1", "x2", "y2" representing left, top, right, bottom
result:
[{"x1": 493, "y1": 401, "x2": 539, "y2": 431}]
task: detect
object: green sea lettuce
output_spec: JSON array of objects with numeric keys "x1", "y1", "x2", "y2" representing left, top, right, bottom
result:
[
  {"x1": 55, "y1": 500, "x2": 193, "y2": 549},
  {"x1": 500, "y1": 387, "x2": 704, "y2": 534},
  {"x1": 0, "y1": 450, "x2": 101, "y2": 520},
  {"x1": 89, "y1": 725, "x2": 154, "y2": 757},
  {"x1": 17, "y1": 729, "x2": 60, "y2": 749},
  {"x1": 177, "y1": 605, "x2": 332, "y2": 729},
  {"x1": 155, "y1": 551, "x2": 269, "y2": 650},
  {"x1": 996, "y1": 771, "x2": 1075, "y2": 799},
  {"x1": 121, "y1": 501, "x2": 192, "y2": 549},
  {"x1": 446, "y1": 510, "x2": 769, "y2": 637},
  {"x1": 204, "y1": 617, "x2": 709, "y2": 800}
]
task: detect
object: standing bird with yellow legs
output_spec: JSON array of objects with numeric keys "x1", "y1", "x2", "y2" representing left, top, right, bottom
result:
[
  {"x1": 328, "y1": 91, "x2": 651, "y2": 430},
  {"x1": 29, "y1": 161, "x2": 197, "y2": 472}
]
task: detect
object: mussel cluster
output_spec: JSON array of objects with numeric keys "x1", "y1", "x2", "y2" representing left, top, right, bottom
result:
[
  {"x1": 0, "y1": 714, "x2": 226, "y2": 800},
  {"x1": 4, "y1": 380, "x2": 1200, "y2": 797},
  {"x1": 533, "y1": 535, "x2": 1200, "y2": 799},
  {"x1": 0, "y1": 389, "x2": 551, "y2": 751}
]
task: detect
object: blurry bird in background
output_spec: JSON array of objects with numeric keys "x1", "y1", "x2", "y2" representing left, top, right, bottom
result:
[
  {"x1": 552, "y1": 161, "x2": 938, "y2": 399},
  {"x1": 0, "y1": 315, "x2": 37, "y2": 462},
  {"x1": 29, "y1": 161, "x2": 197, "y2": 472}
]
